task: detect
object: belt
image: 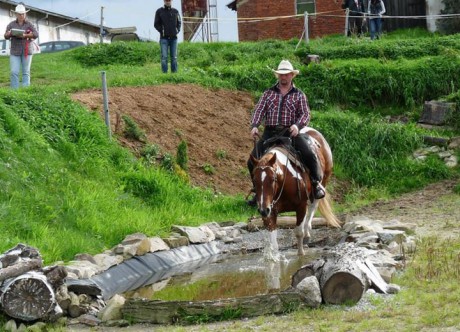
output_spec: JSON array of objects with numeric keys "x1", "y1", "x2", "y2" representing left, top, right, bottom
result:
[{"x1": 266, "y1": 125, "x2": 289, "y2": 131}]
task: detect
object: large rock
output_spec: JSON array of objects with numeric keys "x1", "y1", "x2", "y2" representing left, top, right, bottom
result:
[{"x1": 419, "y1": 101, "x2": 456, "y2": 125}]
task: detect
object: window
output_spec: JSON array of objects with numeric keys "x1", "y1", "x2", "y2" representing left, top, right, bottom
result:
[{"x1": 297, "y1": 0, "x2": 316, "y2": 14}]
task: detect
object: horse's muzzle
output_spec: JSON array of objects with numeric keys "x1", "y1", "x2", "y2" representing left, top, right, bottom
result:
[{"x1": 259, "y1": 206, "x2": 271, "y2": 218}]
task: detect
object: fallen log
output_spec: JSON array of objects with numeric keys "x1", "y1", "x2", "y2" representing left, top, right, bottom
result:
[
  {"x1": 0, "y1": 258, "x2": 43, "y2": 282},
  {"x1": 122, "y1": 291, "x2": 311, "y2": 325},
  {"x1": 292, "y1": 243, "x2": 389, "y2": 305},
  {"x1": 1, "y1": 272, "x2": 57, "y2": 321}
]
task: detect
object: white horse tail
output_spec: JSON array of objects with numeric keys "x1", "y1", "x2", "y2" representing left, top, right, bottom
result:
[{"x1": 318, "y1": 191, "x2": 342, "y2": 228}]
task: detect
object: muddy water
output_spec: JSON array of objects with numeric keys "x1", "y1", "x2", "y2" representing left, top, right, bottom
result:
[{"x1": 124, "y1": 248, "x2": 324, "y2": 301}]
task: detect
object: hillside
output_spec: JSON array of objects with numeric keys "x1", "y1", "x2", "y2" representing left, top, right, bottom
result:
[{"x1": 72, "y1": 84, "x2": 256, "y2": 196}]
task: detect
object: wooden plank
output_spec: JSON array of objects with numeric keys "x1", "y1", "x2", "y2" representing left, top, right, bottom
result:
[{"x1": 122, "y1": 291, "x2": 310, "y2": 324}]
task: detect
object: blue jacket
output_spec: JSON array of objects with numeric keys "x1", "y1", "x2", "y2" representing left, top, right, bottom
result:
[{"x1": 154, "y1": 6, "x2": 181, "y2": 39}]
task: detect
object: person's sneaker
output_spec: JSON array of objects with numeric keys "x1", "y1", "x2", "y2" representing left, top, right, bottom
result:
[
  {"x1": 313, "y1": 183, "x2": 326, "y2": 200},
  {"x1": 247, "y1": 195, "x2": 257, "y2": 207}
]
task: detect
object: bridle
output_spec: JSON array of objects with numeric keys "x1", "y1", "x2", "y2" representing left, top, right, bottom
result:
[{"x1": 254, "y1": 160, "x2": 288, "y2": 210}]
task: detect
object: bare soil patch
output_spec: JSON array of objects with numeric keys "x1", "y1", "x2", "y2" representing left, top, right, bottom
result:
[{"x1": 72, "y1": 84, "x2": 255, "y2": 196}]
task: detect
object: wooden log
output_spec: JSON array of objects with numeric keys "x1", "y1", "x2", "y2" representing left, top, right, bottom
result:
[
  {"x1": 317, "y1": 255, "x2": 368, "y2": 304},
  {"x1": 292, "y1": 243, "x2": 389, "y2": 305},
  {"x1": 122, "y1": 291, "x2": 310, "y2": 325},
  {"x1": 0, "y1": 258, "x2": 43, "y2": 282},
  {"x1": 1, "y1": 272, "x2": 56, "y2": 321},
  {"x1": 423, "y1": 136, "x2": 449, "y2": 147}
]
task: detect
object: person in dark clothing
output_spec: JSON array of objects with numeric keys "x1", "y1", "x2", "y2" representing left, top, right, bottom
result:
[
  {"x1": 154, "y1": 0, "x2": 181, "y2": 73},
  {"x1": 246, "y1": 60, "x2": 326, "y2": 206},
  {"x1": 342, "y1": 0, "x2": 366, "y2": 36},
  {"x1": 368, "y1": 0, "x2": 386, "y2": 40}
]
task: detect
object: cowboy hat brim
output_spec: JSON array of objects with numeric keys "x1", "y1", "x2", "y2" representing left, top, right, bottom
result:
[{"x1": 272, "y1": 69, "x2": 300, "y2": 75}]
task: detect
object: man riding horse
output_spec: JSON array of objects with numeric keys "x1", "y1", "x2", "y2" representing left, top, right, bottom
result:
[{"x1": 247, "y1": 60, "x2": 325, "y2": 206}]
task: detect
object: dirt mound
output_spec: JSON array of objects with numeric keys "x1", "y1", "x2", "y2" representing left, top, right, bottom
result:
[{"x1": 72, "y1": 84, "x2": 255, "y2": 196}]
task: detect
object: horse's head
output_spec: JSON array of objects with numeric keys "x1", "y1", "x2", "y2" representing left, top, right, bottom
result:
[{"x1": 250, "y1": 152, "x2": 282, "y2": 218}]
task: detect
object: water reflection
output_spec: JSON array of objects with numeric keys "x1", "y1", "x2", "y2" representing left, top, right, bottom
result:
[{"x1": 124, "y1": 248, "x2": 323, "y2": 301}]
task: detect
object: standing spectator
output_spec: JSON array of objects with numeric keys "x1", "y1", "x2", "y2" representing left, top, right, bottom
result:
[
  {"x1": 3, "y1": 3, "x2": 39, "y2": 89},
  {"x1": 342, "y1": 0, "x2": 366, "y2": 36},
  {"x1": 368, "y1": 0, "x2": 386, "y2": 40},
  {"x1": 154, "y1": 0, "x2": 181, "y2": 73}
]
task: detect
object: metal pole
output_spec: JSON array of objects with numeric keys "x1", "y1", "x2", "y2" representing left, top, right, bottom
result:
[
  {"x1": 304, "y1": 12, "x2": 309, "y2": 44},
  {"x1": 345, "y1": 8, "x2": 349, "y2": 36},
  {"x1": 101, "y1": 71, "x2": 112, "y2": 140},
  {"x1": 100, "y1": 6, "x2": 104, "y2": 44}
]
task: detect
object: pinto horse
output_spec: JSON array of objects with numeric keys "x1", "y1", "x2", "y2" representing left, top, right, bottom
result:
[{"x1": 250, "y1": 127, "x2": 341, "y2": 256}]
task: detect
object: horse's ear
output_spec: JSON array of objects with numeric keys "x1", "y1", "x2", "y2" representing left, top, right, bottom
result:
[
  {"x1": 268, "y1": 152, "x2": 277, "y2": 166},
  {"x1": 250, "y1": 154, "x2": 259, "y2": 166}
]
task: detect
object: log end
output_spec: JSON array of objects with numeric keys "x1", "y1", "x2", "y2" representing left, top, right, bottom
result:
[{"x1": 322, "y1": 272, "x2": 364, "y2": 304}]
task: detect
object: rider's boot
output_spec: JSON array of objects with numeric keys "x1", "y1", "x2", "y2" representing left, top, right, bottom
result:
[{"x1": 311, "y1": 180, "x2": 325, "y2": 200}]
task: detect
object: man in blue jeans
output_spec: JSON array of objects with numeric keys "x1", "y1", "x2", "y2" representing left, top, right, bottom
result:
[{"x1": 154, "y1": 0, "x2": 181, "y2": 73}]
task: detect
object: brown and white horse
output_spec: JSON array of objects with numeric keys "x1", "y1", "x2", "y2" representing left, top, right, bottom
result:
[{"x1": 250, "y1": 127, "x2": 341, "y2": 257}]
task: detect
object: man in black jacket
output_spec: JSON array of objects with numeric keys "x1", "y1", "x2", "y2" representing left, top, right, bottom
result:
[
  {"x1": 342, "y1": 0, "x2": 366, "y2": 36},
  {"x1": 154, "y1": 0, "x2": 181, "y2": 73}
]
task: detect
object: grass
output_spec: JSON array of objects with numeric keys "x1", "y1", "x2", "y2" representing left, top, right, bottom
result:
[{"x1": 0, "y1": 29, "x2": 460, "y2": 330}]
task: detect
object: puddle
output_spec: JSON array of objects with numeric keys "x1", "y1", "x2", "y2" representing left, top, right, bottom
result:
[{"x1": 123, "y1": 248, "x2": 324, "y2": 301}]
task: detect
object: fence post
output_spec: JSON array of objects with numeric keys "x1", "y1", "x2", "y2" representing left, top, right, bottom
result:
[
  {"x1": 304, "y1": 11, "x2": 309, "y2": 44},
  {"x1": 345, "y1": 8, "x2": 349, "y2": 36},
  {"x1": 101, "y1": 71, "x2": 112, "y2": 140}
]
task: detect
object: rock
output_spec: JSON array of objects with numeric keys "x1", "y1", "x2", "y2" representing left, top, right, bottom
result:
[
  {"x1": 419, "y1": 101, "x2": 456, "y2": 125},
  {"x1": 171, "y1": 225, "x2": 215, "y2": 244},
  {"x1": 92, "y1": 253, "x2": 123, "y2": 271},
  {"x1": 295, "y1": 276, "x2": 322, "y2": 307},
  {"x1": 98, "y1": 294, "x2": 126, "y2": 322},
  {"x1": 148, "y1": 237, "x2": 170, "y2": 252},
  {"x1": 162, "y1": 235, "x2": 189, "y2": 248}
]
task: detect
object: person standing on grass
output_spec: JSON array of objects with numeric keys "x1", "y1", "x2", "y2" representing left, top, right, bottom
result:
[
  {"x1": 368, "y1": 0, "x2": 386, "y2": 40},
  {"x1": 341, "y1": 0, "x2": 366, "y2": 37},
  {"x1": 154, "y1": 0, "x2": 181, "y2": 73},
  {"x1": 3, "y1": 3, "x2": 39, "y2": 89}
]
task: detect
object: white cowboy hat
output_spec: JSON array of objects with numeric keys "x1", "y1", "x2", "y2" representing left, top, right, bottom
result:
[
  {"x1": 14, "y1": 4, "x2": 29, "y2": 14},
  {"x1": 272, "y1": 60, "x2": 300, "y2": 76}
]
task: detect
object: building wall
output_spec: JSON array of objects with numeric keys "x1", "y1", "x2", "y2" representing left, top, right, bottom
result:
[
  {"x1": 0, "y1": 2, "x2": 109, "y2": 46},
  {"x1": 236, "y1": 0, "x2": 345, "y2": 41}
]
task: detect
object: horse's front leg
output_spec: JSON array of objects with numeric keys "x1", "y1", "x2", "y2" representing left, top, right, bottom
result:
[
  {"x1": 294, "y1": 206, "x2": 308, "y2": 256},
  {"x1": 263, "y1": 215, "x2": 280, "y2": 260},
  {"x1": 302, "y1": 200, "x2": 319, "y2": 246}
]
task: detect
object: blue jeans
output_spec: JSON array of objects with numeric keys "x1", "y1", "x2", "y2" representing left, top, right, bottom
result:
[
  {"x1": 369, "y1": 18, "x2": 382, "y2": 40},
  {"x1": 10, "y1": 54, "x2": 33, "y2": 89},
  {"x1": 160, "y1": 38, "x2": 178, "y2": 73}
]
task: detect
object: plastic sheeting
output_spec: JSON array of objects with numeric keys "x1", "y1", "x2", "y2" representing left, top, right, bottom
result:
[{"x1": 66, "y1": 242, "x2": 221, "y2": 300}]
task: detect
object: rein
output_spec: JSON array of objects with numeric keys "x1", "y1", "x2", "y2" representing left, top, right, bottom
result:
[{"x1": 255, "y1": 153, "x2": 289, "y2": 210}]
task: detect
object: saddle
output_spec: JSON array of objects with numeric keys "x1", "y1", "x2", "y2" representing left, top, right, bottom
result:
[{"x1": 269, "y1": 146, "x2": 307, "y2": 173}]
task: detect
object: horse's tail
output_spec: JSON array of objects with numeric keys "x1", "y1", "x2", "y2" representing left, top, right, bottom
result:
[{"x1": 318, "y1": 191, "x2": 342, "y2": 228}]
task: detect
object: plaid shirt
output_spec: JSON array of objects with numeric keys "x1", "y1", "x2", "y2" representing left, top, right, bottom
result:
[
  {"x1": 4, "y1": 19, "x2": 39, "y2": 56},
  {"x1": 251, "y1": 83, "x2": 310, "y2": 129}
]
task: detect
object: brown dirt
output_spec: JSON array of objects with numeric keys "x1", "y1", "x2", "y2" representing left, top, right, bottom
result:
[{"x1": 72, "y1": 84, "x2": 255, "y2": 196}]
